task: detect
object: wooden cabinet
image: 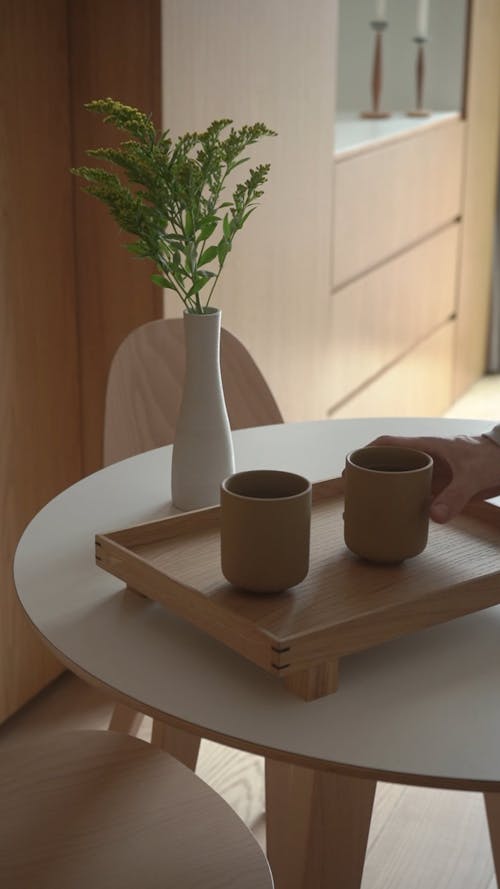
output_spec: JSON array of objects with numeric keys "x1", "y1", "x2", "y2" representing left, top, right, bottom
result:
[
  {"x1": 332, "y1": 323, "x2": 456, "y2": 419},
  {"x1": 161, "y1": 0, "x2": 500, "y2": 425},
  {"x1": 332, "y1": 119, "x2": 464, "y2": 289},
  {"x1": 329, "y1": 0, "x2": 500, "y2": 420},
  {"x1": 327, "y1": 224, "x2": 459, "y2": 411}
]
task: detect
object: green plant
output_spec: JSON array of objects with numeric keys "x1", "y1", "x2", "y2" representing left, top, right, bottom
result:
[{"x1": 72, "y1": 98, "x2": 276, "y2": 314}]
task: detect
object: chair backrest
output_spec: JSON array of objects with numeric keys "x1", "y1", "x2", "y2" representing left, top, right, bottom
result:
[{"x1": 103, "y1": 318, "x2": 283, "y2": 465}]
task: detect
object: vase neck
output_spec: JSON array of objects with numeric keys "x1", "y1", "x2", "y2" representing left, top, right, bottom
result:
[{"x1": 183, "y1": 309, "x2": 222, "y2": 379}]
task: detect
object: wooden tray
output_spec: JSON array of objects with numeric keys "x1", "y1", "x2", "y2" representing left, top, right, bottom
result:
[{"x1": 95, "y1": 477, "x2": 500, "y2": 700}]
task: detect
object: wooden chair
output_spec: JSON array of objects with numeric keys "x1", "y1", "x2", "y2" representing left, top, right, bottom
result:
[
  {"x1": 0, "y1": 730, "x2": 273, "y2": 889},
  {"x1": 104, "y1": 317, "x2": 283, "y2": 464},
  {"x1": 103, "y1": 318, "x2": 283, "y2": 763}
]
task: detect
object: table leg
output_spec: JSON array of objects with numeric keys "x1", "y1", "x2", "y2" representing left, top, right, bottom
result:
[
  {"x1": 283, "y1": 660, "x2": 338, "y2": 701},
  {"x1": 108, "y1": 703, "x2": 145, "y2": 736},
  {"x1": 483, "y1": 792, "x2": 500, "y2": 880},
  {"x1": 151, "y1": 719, "x2": 201, "y2": 770},
  {"x1": 265, "y1": 758, "x2": 376, "y2": 889}
]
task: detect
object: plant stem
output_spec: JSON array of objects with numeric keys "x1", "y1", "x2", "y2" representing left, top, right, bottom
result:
[{"x1": 205, "y1": 264, "x2": 224, "y2": 308}]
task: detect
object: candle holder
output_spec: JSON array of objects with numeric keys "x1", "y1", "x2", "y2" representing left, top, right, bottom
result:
[
  {"x1": 407, "y1": 36, "x2": 431, "y2": 117},
  {"x1": 361, "y1": 20, "x2": 391, "y2": 119}
]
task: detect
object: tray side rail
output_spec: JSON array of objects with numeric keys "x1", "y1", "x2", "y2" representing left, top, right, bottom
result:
[{"x1": 95, "y1": 532, "x2": 280, "y2": 674}]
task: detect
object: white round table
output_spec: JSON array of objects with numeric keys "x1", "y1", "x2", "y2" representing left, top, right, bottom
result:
[{"x1": 14, "y1": 417, "x2": 500, "y2": 889}]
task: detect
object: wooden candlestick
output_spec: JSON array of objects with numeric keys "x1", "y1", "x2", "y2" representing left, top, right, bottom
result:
[
  {"x1": 407, "y1": 36, "x2": 431, "y2": 117},
  {"x1": 361, "y1": 21, "x2": 391, "y2": 119}
]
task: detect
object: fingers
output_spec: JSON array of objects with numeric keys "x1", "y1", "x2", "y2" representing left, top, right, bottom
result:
[
  {"x1": 367, "y1": 435, "x2": 441, "y2": 454},
  {"x1": 360, "y1": 433, "x2": 500, "y2": 522},
  {"x1": 430, "y1": 482, "x2": 472, "y2": 523},
  {"x1": 430, "y1": 502, "x2": 450, "y2": 523}
]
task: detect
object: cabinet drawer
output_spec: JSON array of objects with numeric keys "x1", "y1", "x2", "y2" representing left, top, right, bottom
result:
[
  {"x1": 327, "y1": 223, "x2": 459, "y2": 409},
  {"x1": 330, "y1": 322, "x2": 455, "y2": 419},
  {"x1": 332, "y1": 119, "x2": 465, "y2": 288}
]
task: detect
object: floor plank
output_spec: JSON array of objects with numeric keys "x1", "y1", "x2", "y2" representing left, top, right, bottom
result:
[
  {"x1": 444, "y1": 374, "x2": 500, "y2": 421},
  {"x1": 363, "y1": 785, "x2": 494, "y2": 889}
]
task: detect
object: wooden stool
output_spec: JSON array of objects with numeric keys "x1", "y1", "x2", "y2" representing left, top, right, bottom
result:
[{"x1": 0, "y1": 730, "x2": 273, "y2": 889}]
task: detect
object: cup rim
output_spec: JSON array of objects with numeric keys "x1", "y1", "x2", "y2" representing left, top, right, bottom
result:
[
  {"x1": 221, "y1": 469, "x2": 311, "y2": 501},
  {"x1": 347, "y1": 446, "x2": 433, "y2": 473}
]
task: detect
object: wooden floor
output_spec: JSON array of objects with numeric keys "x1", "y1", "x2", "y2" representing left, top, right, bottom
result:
[
  {"x1": 0, "y1": 671, "x2": 496, "y2": 888},
  {"x1": 444, "y1": 374, "x2": 500, "y2": 421}
]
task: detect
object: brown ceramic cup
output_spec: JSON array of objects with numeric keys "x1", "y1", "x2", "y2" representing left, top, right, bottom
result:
[
  {"x1": 220, "y1": 470, "x2": 312, "y2": 593},
  {"x1": 343, "y1": 446, "x2": 433, "y2": 564}
]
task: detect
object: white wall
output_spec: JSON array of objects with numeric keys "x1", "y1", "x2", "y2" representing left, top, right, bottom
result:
[{"x1": 336, "y1": 0, "x2": 468, "y2": 112}]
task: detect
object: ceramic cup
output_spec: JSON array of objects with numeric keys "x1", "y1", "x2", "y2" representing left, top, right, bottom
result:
[
  {"x1": 220, "y1": 470, "x2": 312, "y2": 593},
  {"x1": 343, "y1": 446, "x2": 433, "y2": 564}
]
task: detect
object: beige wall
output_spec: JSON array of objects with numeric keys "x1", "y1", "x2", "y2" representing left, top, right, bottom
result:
[{"x1": 162, "y1": 0, "x2": 338, "y2": 421}]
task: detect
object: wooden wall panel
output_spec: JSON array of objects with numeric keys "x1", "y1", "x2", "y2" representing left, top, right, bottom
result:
[
  {"x1": 0, "y1": 1, "x2": 81, "y2": 721},
  {"x1": 453, "y1": 0, "x2": 500, "y2": 397},
  {"x1": 331, "y1": 323, "x2": 455, "y2": 419},
  {"x1": 69, "y1": 0, "x2": 163, "y2": 475}
]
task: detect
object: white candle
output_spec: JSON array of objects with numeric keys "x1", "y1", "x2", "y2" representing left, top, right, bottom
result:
[
  {"x1": 374, "y1": 0, "x2": 387, "y2": 22},
  {"x1": 416, "y1": 0, "x2": 429, "y2": 37}
]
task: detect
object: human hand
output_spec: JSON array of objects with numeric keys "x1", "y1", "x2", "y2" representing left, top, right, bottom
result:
[{"x1": 367, "y1": 434, "x2": 500, "y2": 523}]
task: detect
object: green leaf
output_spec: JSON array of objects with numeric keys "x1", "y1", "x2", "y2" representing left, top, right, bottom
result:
[
  {"x1": 187, "y1": 275, "x2": 213, "y2": 296},
  {"x1": 197, "y1": 269, "x2": 216, "y2": 279},
  {"x1": 186, "y1": 241, "x2": 197, "y2": 270},
  {"x1": 223, "y1": 213, "x2": 231, "y2": 240},
  {"x1": 199, "y1": 245, "x2": 218, "y2": 266},
  {"x1": 217, "y1": 240, "x2": 231, "y2": 265},
  {"x1": 184, "y1": 210, "x2": 194, "y2": 237},
  {"x1": 198, "y1": 219, "x2": 218, "y2": 241},
  {"x1": 227, "y1": 156, "x2": 250, "y2": 171},
  {"x1": 151, "y1": 274, "x2": 177, "y2": 291},
  {"x1": 126, "y1": 242, "x2": 146, "y2": 255}
]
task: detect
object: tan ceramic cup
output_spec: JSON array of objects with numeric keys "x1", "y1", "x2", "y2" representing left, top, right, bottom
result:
[
  {"x1": 220, "y1": 470, "x2": 312, "y2": 593},
  {"x1": 343, "y1": 446, "x2": 433, "y2": 564}
]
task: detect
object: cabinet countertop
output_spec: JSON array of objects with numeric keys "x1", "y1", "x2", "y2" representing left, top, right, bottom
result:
[{"x1": 334, "y1": 110, "x2": 461, "y2": 160}]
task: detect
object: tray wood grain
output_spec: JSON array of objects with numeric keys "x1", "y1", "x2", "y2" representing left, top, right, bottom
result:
[{"x1": 96, "y1": 477, "x2": 500, "y2": 700}]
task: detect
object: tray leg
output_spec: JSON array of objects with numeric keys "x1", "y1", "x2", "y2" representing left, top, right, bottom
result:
[
  {"x1": 108, "y1": 703, "x2": 145, "y2": 736},
  {"x1": 265, "y1": 758, "x2": 376, "y2": 889},
  {"x1": 283, "y1": 659, "x2": 339, "y2": 701},
  {"x1": 484, "y1": 792, "x2": 500, "y2": 881},
  {"x1": 151, "y1": 719, "x2": 202, "y2": 770}
]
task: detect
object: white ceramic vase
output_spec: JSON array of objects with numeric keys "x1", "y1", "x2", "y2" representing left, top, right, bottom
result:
[{"x1": 171, "y1": 307, "x2": 235, "y2": 510}]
